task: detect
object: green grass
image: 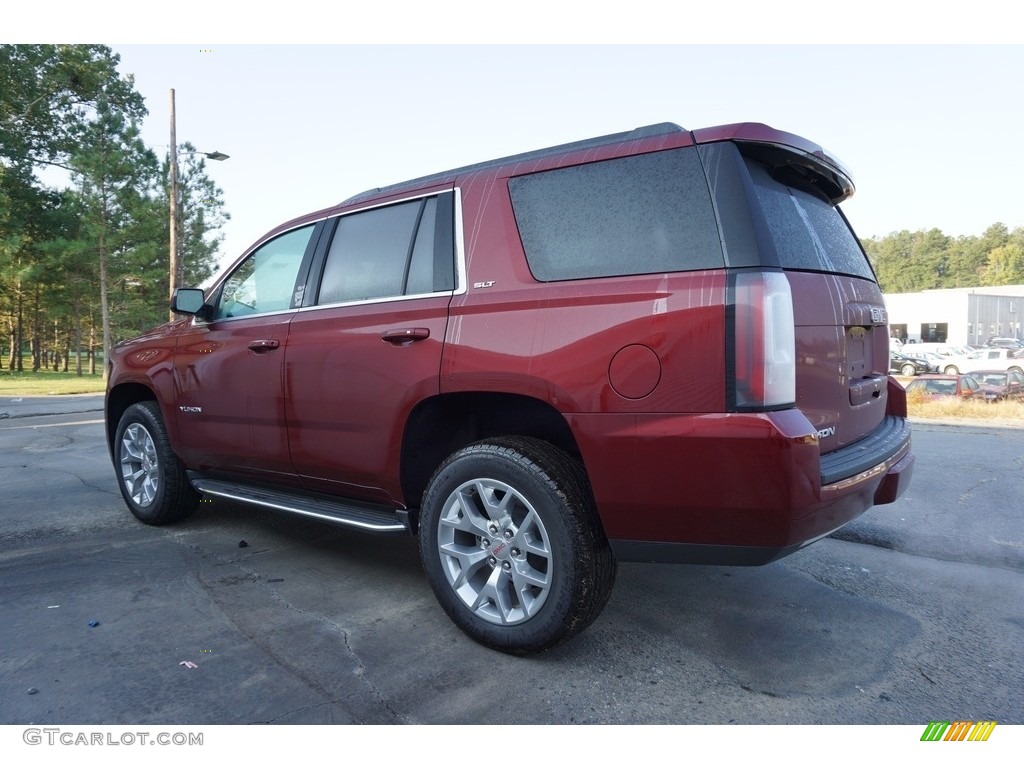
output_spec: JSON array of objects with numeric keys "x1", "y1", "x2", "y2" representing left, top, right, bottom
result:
[{"x1": 0, "y1": 368, "x2": 106, "y2": 396}]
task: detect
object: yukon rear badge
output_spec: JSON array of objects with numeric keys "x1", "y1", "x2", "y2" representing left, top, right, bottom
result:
[{"x1": 817, "y1": 426, "x2": 836, "y2": 439}]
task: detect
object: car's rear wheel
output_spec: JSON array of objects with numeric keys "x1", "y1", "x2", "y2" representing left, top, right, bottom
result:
[
  {"x1": 900, "y1": 363, "x2": 917, "y2": 377},
  {"x1": 114, "y1": 401, "x2": 198, "y2": 525},
  {"x1": 943, "y1": 365, "x2": 960, "y2": 375},
  {"x1": 419, "y1": 437, "x2": 616, "y2": 654}
]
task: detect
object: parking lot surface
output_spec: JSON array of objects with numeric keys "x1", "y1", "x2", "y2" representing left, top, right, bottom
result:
[{"x1": 0, "y1": 395, "x2": 1021, "y2": 725}]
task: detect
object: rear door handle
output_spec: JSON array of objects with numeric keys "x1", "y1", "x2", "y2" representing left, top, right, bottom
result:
[
  {"x1": 248, "y1": 339, "x2": 281, "y2": 352},
  {"x1": 381, "y1": 328, "x2": 430, "y2": 346}
]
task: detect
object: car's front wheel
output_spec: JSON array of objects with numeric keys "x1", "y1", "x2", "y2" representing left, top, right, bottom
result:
[
  {"x1": 114, "y1": 401, "x2": 198, "y2": 525},
  {"x1": 943, "y1": 365, "x2": 960, "y2": 375},
  {"x1": 900, "y1": 363, "x2": 917, "y2": 377},
  {"x1": 418, "y1": 437, "x2": 616, "y2": 654}
]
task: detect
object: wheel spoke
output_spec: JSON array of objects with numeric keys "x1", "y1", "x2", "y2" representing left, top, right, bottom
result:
[
  {"x1": 516, "y1": 511, "x2": 550, "y2": 557},
  {"x1": 440, "y1": 489, "x2": 492, "y2": 538},
  {"x1": 438, "y1": 542, "x2": 490, "y2": 588},
  {"x1": 476, "y1": 480, "x2": 515, "y2": 520},
  {"x1": 472, "y1": 566, "x2": 516, "y2": 623},
  {"x1": 511, "y1": 559, "x2": 550, "y2": 591}
]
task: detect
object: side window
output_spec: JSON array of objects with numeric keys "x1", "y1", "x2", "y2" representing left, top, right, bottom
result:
[
  {"x1": 508, "y1": 148, "x2": 724, "y2": 282},
  {"x1": 215, "y1": 224, "x2": 316, "y2": 320},
  {"x1": 317, "y1": 193, "x2": 454, "y2": 306}
]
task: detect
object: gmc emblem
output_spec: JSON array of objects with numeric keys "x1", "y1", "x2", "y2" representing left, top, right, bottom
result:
[{"x1": 870, "y1": 307, "x2": 887, "y2": 324}]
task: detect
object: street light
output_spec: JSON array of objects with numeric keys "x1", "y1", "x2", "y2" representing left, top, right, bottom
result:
[{"x1": 169, "y1": 87, "x2": 229, "y2": 319}]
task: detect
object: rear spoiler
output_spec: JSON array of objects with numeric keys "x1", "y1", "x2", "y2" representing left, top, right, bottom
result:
[{"x1": 692, "y1": 122, "x2": 855, "y2": 205}]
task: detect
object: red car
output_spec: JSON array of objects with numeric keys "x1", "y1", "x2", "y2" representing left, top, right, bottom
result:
[
  {"x1": 967, "y1": 370, "x2": 1024, "y2": 401},
  {"x1": 106, "y1": 122, "x2": 914, "y2": 653},
  {"x1": 905, "y1": 374, "x2": 999, "y2": 401}
]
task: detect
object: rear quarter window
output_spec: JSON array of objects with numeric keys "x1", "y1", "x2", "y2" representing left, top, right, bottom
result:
[{"x1": 508, "y1": 148, "x2": 724, "y2": 281}]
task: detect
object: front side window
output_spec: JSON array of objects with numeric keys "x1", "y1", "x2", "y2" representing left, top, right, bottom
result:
[{"x1": 215, "y1": 224, "x2": 316, "y2": 320}]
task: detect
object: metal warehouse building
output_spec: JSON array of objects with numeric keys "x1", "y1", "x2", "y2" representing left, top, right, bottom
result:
[{"x1": 883, "y1": 285, "x2": 1024, "y2": 346}]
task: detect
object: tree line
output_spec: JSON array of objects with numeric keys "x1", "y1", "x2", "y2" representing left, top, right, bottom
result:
[
  {"x1": 862, "y1": 223, "x2": 1024, "y2": 294},
  {"x1": 1, "y1": 45, "x2": 227, "y2": 376},
  {"x1": 3, "y1": 47, "x2": 1021, "y2": 377}
]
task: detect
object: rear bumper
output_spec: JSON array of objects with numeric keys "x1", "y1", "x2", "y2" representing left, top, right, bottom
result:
[{"x1": 568, "y1": 410, "x2": 913, "y2": 565}]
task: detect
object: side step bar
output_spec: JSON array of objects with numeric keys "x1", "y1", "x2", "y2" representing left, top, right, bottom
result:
[{"x1": 189, "y1": 476, "x2": 412, "y2": 534}]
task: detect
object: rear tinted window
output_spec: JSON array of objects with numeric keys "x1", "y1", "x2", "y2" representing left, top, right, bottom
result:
[
  {"x1": 747, "y1": 160, "x2": 875, "y2": 280},
  {"x1": 509, "y1": 148, "x2": 724, "y2": 281}
]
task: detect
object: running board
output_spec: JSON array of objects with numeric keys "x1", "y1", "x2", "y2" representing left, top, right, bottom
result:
[{"x1": 189, "y1": 477, "x2": 412, "y2": 534}]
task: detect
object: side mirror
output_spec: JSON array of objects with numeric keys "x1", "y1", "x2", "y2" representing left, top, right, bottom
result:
[{"x1": 171, "y1": 288, "x2": 208, "y2": 317}]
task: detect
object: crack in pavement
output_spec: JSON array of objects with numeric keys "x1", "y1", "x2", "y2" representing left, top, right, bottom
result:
[{"x1": 179, "y1": 534, "x2": 408, "y2": 724}]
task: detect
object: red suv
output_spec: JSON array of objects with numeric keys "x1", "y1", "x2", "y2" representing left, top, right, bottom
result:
[{"x1": 106, "y1": 122, "x2": 914, "y2": 654}]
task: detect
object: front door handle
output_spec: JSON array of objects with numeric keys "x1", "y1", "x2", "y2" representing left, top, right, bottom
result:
[
  {"x1": 381, "y1": 328, "x2": 430, "y2": 346},
  {"x1": 248, "y1": 339, "x2": 281, "y2": 353}
]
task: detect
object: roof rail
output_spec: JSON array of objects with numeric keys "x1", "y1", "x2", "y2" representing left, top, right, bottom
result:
[{"x1": 341, "y1": 122, "x2": 687, "y2": 206}]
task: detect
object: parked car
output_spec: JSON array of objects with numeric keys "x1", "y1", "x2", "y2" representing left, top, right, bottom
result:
[
  {"x1": 984, "y1": 337, "x2": 1024, "y2": 350},
  {"x1": 915, "y1": 351, "x2": 944, "y2": 372},
  {"x1": 937, "y1": 347, "x2": 1024, "y2": 375},
  {"x1": 901, "y1": 342, "x2": 971, "y2": 359},
  {"x1": 890, "y1": 351, "x2": 930, "y2": 376},
  {"x1": 105, "y1": 121, "x2": 914, "y2": 654},
  {"x1": 967, "y1": 369, "x2": 1024, "y2": 400},
  {"x1": 905, "y1": 374, "x2": 998, "y2": 401}
]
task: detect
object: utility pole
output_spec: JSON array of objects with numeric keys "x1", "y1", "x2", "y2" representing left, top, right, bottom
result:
[{"x1": 168, "y1": 88, "x2": 179, "y2": 321}]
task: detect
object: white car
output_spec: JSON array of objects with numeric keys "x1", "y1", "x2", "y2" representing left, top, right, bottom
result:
[
  {"x1": 938, "y1": 347, "x2": 1024, "y2": 375},
  {"x1": 901, "y1": 342, "x2": 973, "y2": 359}
]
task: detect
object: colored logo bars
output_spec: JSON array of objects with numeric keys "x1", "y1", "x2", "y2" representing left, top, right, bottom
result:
[{"x1": 921, "y1": 721, "x2": 997, "y2": 742}]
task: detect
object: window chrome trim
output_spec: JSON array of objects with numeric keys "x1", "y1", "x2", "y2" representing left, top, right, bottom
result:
[
  {"x1": 211, "y1": 216, "x2": 333, "y2": 294},
  {"x1": 452, "y1": 187, "x2": 467, "y2": 297},
  {"x1": 189, "y1": 306, "x2": 299, "y2": 327},
  {"x1": 323, "y1": 186, "x2": 466, "y2": 295},
  {"x1": 300, "y1": 186, "x2": 467, "y2": 313},
  {"x1": 199, "y1": 185, "x2": 466, "y2": 323},
  {"x1": 296, "y1": 289, "x2": 454, "y2": 313}
]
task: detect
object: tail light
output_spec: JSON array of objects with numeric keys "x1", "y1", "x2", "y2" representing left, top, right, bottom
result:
[{"x1": 730, "y1": 271, "x2": 796, "y2": 410}]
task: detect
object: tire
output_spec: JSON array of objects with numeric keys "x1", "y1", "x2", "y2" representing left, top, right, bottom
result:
[
  {"x1": 418, "y1": 437, "x2": 616, "y2": 655},
  {"x1": 900, "y1": 363, "x2": 917, "y2": 377},
  {"x1": 943, "y1": 365, "x2": 959, "y2": 375},
  {"x1": 114, "y1": 401, "x2": 198, "y2": 525}
]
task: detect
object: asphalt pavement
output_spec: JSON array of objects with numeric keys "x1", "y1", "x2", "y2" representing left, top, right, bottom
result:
[{"x1": 0, "y1": 393, "x2": 1021, "y2": 730}]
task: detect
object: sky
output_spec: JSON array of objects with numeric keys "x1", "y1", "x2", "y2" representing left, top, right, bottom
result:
[{"x1": 7, "y1": 7, "x2": 1024, "y2": 276}]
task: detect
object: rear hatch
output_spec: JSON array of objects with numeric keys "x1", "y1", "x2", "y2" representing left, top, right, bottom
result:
[
  {"x1": 695, "y1": 126, "x2": 891, "y2": 456},
  {"x1": 745, "y1": 157, "x2": 889, "y2": 453}
]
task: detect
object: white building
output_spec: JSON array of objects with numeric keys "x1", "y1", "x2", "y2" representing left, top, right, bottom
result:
[{"x1": 883, "y1": 285, "x2": 1024, "y2": 346}]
